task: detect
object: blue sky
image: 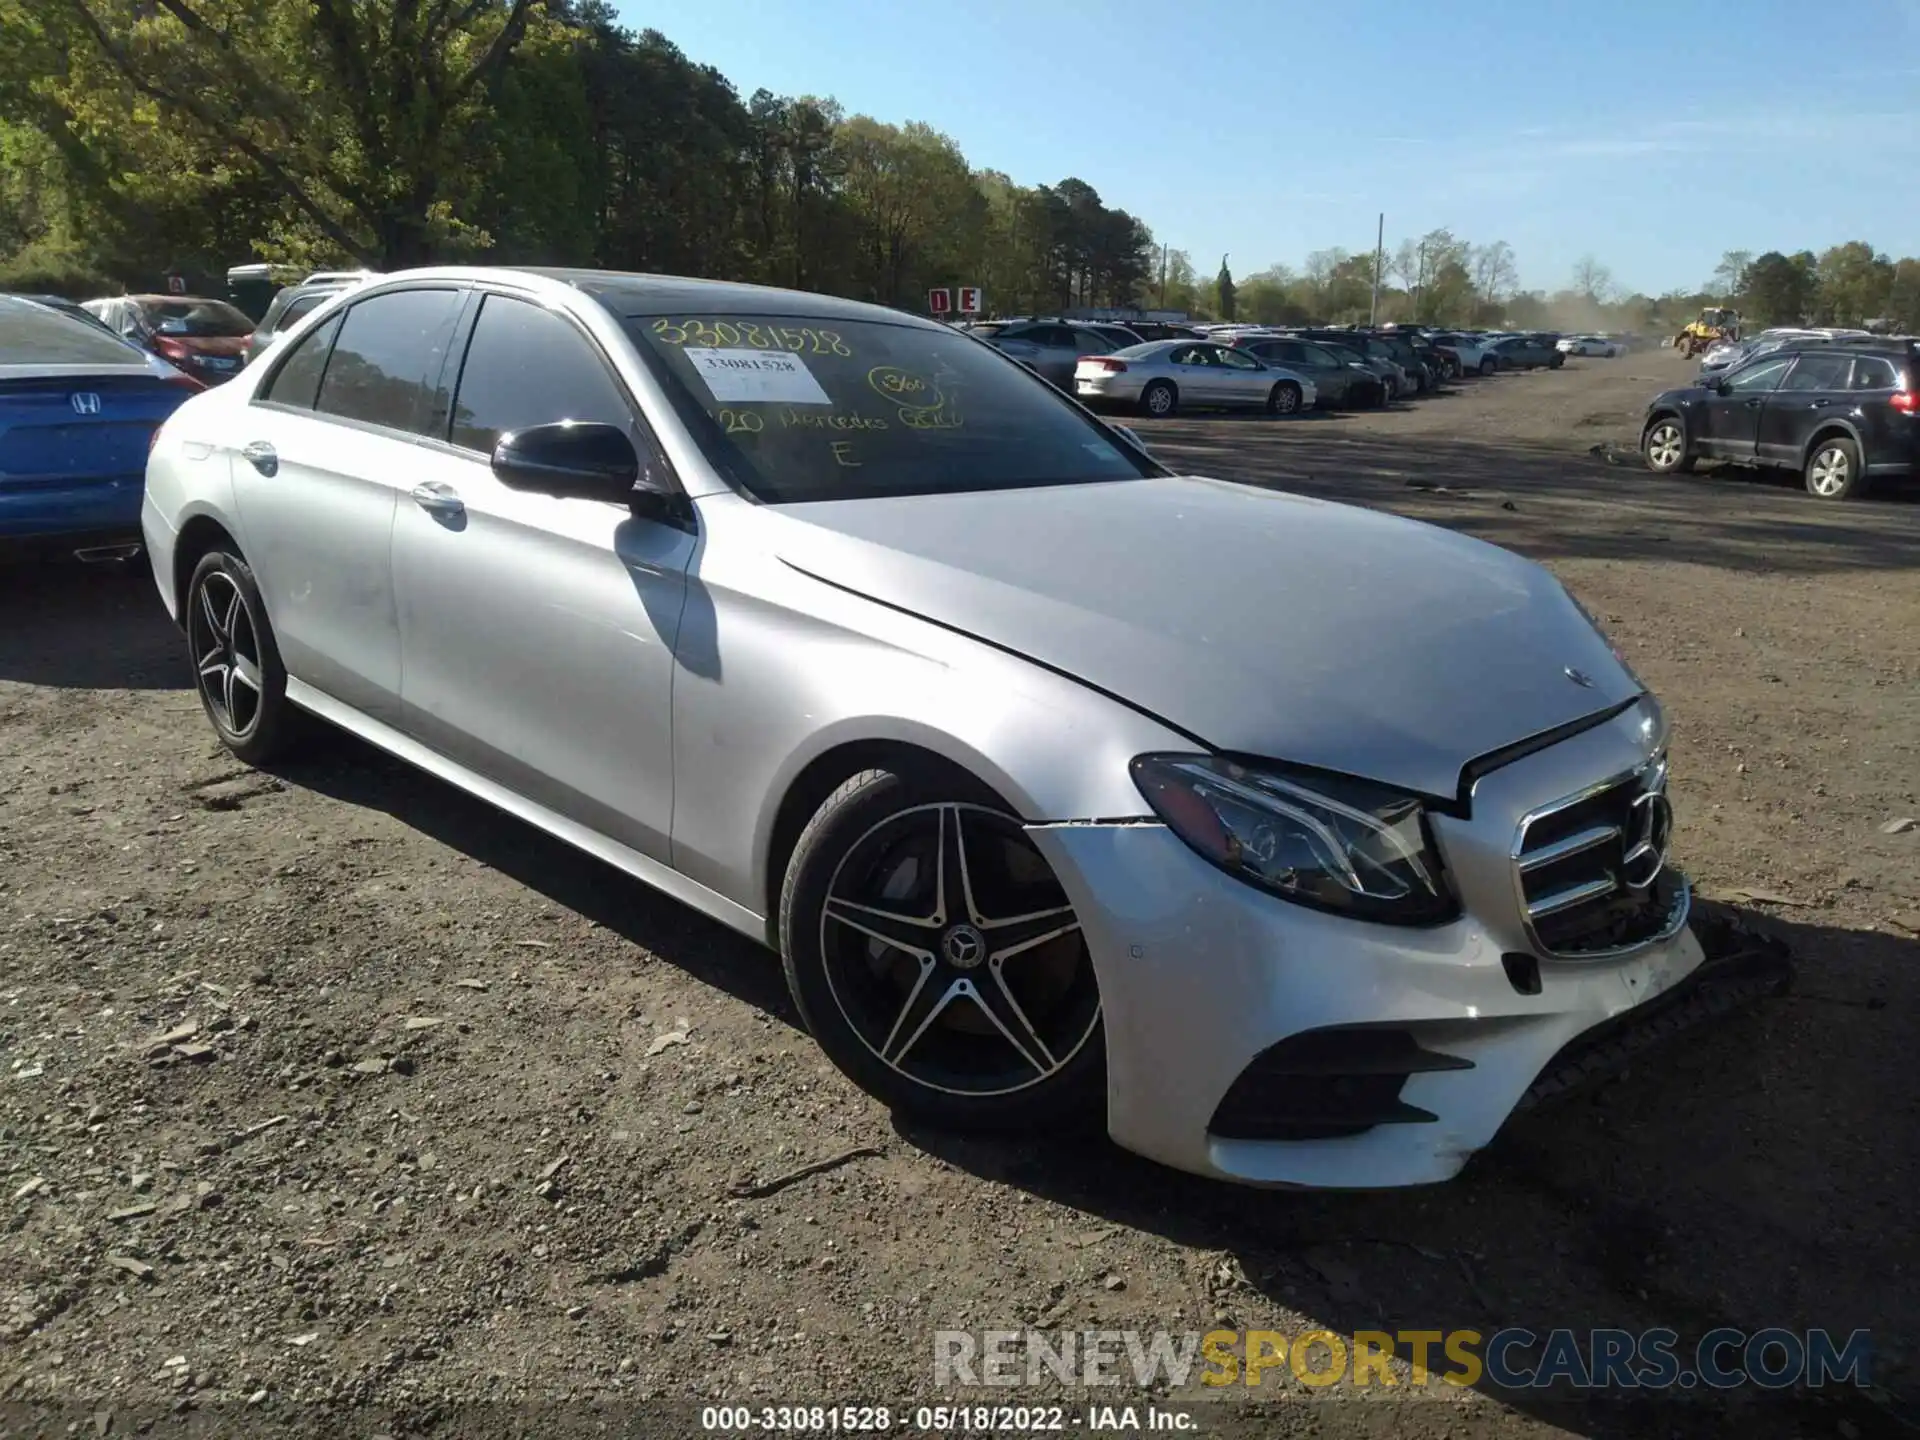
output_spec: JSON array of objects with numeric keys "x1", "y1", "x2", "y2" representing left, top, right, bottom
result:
[{"x1": 625, "y1": 0, "x2": 1920, "y2": 296}]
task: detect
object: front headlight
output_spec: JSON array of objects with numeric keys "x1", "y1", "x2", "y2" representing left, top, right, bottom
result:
[{"x1": 1130, "y1": 755, "x2": 1457, "y2": 925}]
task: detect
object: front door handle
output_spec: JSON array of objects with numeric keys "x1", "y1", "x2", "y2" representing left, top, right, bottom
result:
[
  {"x1": 240, "y1": 440, "x2": 277, "y2": 476},
  {"x1": 1743, "y1": 398, "x2": 1762, "y2": 408},
  {"x1": 1809, "y1": 398, "x2": 1832, "y2": 409},
  {"x1": 410, "y1": 482, "x2": 464, "y2": 515}
]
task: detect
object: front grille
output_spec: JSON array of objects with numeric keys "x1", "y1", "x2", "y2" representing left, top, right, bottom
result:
[{"x1": 1512, "y1": 754, "x2": 1687, "y2": 957}]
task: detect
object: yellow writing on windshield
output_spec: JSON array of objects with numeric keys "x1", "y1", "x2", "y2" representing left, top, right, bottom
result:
[
  {"x1": 653, "y1": 318, "x2": 851, "y2": 356},
  {"x1": 780, "y1": 409, "x2": 889, "y2": 431}
]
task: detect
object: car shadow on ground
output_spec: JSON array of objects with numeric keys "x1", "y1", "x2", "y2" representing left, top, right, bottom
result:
[
  {"x1": 262, "y1": 730, "x2": 793, "y2": 1020},
  {"x1": 0, "y1": 558, "x2": 187, "y2": 689},
  {"x1": 894, "y1": 907, "x2": 1918, "y2": 1438},
  {"x1": 1134, "y1": 425, "x2": 1920, "y2": 576}
]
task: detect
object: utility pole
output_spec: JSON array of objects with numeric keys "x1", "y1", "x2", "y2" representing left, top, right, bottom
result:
[{"x1": 1369, "y1": 212, "x2": 1384, "y2": 326}]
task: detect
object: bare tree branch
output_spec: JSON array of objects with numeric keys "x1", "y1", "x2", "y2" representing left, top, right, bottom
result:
[{"x1": 444, "y1": 0, "x2": 537, "y2": 110}]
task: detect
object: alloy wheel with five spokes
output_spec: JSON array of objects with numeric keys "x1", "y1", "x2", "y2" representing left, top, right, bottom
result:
[
  {"x1": 190, "y1": 569, "x2": 264, "y2": 739},
  {"x1": 780, "y1": 771, "x2": 1105, "y2": 1128}
]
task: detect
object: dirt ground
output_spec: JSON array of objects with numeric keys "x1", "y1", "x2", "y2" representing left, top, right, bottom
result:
[{"x1": 2, "y1": 350, "x2": 1916, "y2": 1440}]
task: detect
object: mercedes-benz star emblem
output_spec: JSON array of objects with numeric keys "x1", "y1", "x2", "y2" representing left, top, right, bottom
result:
[
  {"x1": 70, "y1": 392, "x2": 102, "y2": 415},
  {"x1": 1621, "y1": 788, "x2": 1673, "y2": 891},
  {"x1": 1563, "y1": 666, "x2": 1596, "y2": 688},
  {"x1": 941, "y1": 924, "x2": 986, "y2": 970}
]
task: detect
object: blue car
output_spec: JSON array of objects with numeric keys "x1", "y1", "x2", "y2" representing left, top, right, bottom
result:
[{"x1": 1, "y1": 295, "x2": 199, "y2": 560}]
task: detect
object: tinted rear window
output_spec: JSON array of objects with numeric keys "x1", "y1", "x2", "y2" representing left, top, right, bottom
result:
[
  {"x1": 138, "y1": 299, "x2": 254, "y2": 337},
  {"x1": 313, "y1": 288, "x2": 463, "y2": 434},
  {"x1": 0, "y1": 300, "x2": 145, "y2": 366},
  {"x1": 1849, "y1": 356, "x2": 1899, "y2": 390},
  {"x1": 261, "y1": 313, "x2": 342, "y2": 409},
  {"x1": 626, "y1": 313, "x2": 1158, "y2": 503}
]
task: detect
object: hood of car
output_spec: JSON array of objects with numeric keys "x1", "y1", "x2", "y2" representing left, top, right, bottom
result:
[{"x1": 766, "y1": 476, "x2": 1639, "y2": 800}]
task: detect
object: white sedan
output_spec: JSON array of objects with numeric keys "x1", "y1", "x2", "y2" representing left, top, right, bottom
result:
[
  {"x1": 1557, "y1": 335, "x2": 1622, "y2": 357},
  {"x1": 1075, "y1": 340, "x2": 1316, "y2": 417}
]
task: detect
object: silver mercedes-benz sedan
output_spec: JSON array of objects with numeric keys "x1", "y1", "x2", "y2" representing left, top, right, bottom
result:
[
  {"x1": 144, "y1": 267, "x2": 1712, "y2": 1188},
  {"x1": 1073, "y1": 339, "x2": 1316, "y2": 417}
]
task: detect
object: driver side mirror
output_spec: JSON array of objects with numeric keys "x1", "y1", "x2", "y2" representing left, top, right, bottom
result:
[{"x1": 491, "y1": 421, "x2": 670, "y2": 509}]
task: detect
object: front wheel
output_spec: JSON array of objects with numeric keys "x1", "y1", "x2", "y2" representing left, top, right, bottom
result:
[
  {"x1": 1478, "y1": 356, "x2": 1496, "y2": 376},
  {"x1": 1139, "y1": 380, "x2": 1177, "y2": 418},
  {"x1": 1267, "y1": 381, "x2": 1302, "y2": 415},
  {"x1": 185, "y1": 549, "x2": 304, "y2": 764},
  {"x1": 1642, "y1": 418, "x2": 1694, "y2": 475},
  {"x1": 778, "y1": 769, "x2": 1105, "y2": 1131},
  {"x1": 1804, "y1": 436, "x2": 1863, "y2": 500}
]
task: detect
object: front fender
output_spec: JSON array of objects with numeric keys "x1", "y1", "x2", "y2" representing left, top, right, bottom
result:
[{"x1": 666, "y1": 495, "x2": 1194, "y2": 921}]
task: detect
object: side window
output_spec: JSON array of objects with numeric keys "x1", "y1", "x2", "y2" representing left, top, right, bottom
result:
[
  {"x1": 1725, "y1": 357, "x2": 1793, "y2": 393},
  {"x1": 448, "y1": 294, "x2": 633, "y2": 456},
  {"x1": 1069, "y1": 328, "x2": 1115, "y2": 354},
  {"x1": 313, "y1": 288, "x2": 463, "y2": 435},
  {"x1": 1038, "y1": 325, "x2": 1078, "y2": 349},
  {"x1": 1168, "y1": 345, "x2": 1201, "y2": 366},
  {"x1": 1217, "y1": 347, "x2": 1260, "y2": 370},
  {"x1": 1782, "y1": 353, "x2": 1852, "y2": 391},
  {"x1": 259, "y1": 313, "x2": 343, "y2": 410},
  {"x1": 274, "y1": 292, "x2": 326, "y2": 334},
  {"x1": 1849, "y1": 356, "x2": 1897, "y2": 391}
]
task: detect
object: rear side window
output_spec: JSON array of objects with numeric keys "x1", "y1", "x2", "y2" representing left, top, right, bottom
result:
[
  {"x1": 275, "y1": 292, "x2": 327, "y2": 333},
  {"x1": 314, "y1": 288, "x2": 463, "y2": 435},
  {"x1": 1849, "y1": 356, "x2": 1898, "y2": 390},
  {"x1": 1069, "y1": 328, "x2": 1116, "y2": 355},
  {"x1": 448, "y1": 294, "x2": 632, "y2": 455},
  {"x1": 1783, "y1": 353, "x2": 1852, "y2": 391},
  {"x1": 260, "y1": 313, "x2": 342, "y2": 409}
]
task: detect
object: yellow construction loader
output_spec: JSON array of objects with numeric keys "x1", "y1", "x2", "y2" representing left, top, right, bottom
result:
[{"x1": 1674, "y1": 307, "x2": 1741, "y2": 358}]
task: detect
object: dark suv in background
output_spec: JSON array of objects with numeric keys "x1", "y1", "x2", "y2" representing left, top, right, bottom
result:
[{"x1": 1641, "y1": 339, "x2": 1917, "y2": 499}]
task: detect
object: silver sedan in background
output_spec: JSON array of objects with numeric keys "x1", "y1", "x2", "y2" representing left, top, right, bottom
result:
[{"x1": 1074, "y1": 339, "x2": 1317, "y2": 417}]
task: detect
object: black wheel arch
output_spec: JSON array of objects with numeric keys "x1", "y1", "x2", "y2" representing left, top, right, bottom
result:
[
  {"x1": 1802, "y1": 421, "x2": 1864, "y2": 467},
  {"x1": 171, "y1": 514, "x2": 245, "y2": 629},
  {"x1": 760, "y1": 739, "x2": 1008, "y2": 948}
]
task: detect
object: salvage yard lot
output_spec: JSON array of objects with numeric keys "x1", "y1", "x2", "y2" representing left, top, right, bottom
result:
[{"x1": 2, "y1": 352, "x2": 1916, "y2": 1438}]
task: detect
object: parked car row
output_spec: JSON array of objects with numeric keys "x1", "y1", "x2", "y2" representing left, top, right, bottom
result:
[{"x1": 1642, "y1": 335, "x2": 1918, "y2": 500}]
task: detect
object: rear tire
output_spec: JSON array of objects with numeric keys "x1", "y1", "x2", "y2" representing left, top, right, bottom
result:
[
  {"x1": 1804, "y1": 435, "x2": 1863, "y2": 500},
  {"x1": 1479, "y1": 356, "x2": 1496, "y2": 376},
  {"x1": 778, "y1": 767, "x2": 1105, "y2": 1133},
  {"x1": 1267, "y1": 381, "x2": 1302, "y2": 416},
  {"x1": 185, "y1": 549, "x2": 304, "y2": 765},
  {"x1": 1140, "y1": 380, "x2": 1177, "y2": 418}
]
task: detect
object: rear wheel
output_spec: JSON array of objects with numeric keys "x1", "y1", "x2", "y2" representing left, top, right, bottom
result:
[
  {"x1": 1140, "y1": 380, "x2": 1177, "y2": 418},
  {"x1": 1642, "y1": 417, "x2": 1694, "y2": 475},
  {"x1": 185, "y1": 549, "x2": 303, "y2": 764},
  {"x1": 1804, "y1": 436, "x2": 1863, "y2": 500},
  {"x1": 779, "y1": 768, "x2": 1105, "y2": 1131},
  {"x1": 1479, "y1": 356, "x2": 1497, "y2": 376},
  {"x1": 1267, "y1": 380, "x2": 1302, "y2": 415}
]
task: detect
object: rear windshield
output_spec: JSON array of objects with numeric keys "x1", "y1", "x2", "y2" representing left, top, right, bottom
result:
[
  {"x1": 625, "y1": 314, "x2": 1160, "y2": 504},
  {"x1": 0, "y1": 300, "x2": 147, "y2": 366},
  {"x1": 137, "y1": 299, "x2": 254, "y2": 337}
]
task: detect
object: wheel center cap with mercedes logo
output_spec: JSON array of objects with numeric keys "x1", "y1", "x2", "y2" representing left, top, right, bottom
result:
[{"x1": 941, "y1": 923, "x2": 986, "y2": 970}]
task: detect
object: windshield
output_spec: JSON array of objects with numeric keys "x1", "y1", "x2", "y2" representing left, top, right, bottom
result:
[
  {"x1": 136, "y1": 299, "x2": 254, "y2": 337},
  {"x1": 626, "y1": 313, "x2": 1161, "y2": 504}
]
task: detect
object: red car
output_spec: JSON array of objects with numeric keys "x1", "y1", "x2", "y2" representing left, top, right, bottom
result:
[{"x1": 81, "y1": 294, "x2": 255, "y2": 384}]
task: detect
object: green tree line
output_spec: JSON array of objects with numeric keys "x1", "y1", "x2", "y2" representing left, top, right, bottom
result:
[{"x1": 1710, "y1": 246, "x2": 1920, "y2": 333}]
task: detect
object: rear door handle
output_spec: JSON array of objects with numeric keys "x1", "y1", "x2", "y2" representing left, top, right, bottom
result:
[
  {"x1": 1743, "y1": 399, "x2": 1762, "y2": 408},
  {"x1": 240, "y1": 440, "x2": 277, "y2": 476},
  {"x1": 410, "y1": 482, "x2": 464, "y2": 514},
  {"x1": 1809, "y1": 398, "x2": 1832, "y2": 409}
]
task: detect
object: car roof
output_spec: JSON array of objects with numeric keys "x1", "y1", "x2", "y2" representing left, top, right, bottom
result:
[{"x1": 496, "y1": 267, "x2": 950, "y2": 329}]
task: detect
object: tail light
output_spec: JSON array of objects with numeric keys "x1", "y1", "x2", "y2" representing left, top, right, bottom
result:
[
  {"x1": 1891, "y1": 390, "x2": 1916, "y2": 414},
  {"x1": 1080, "y1": 356, "x2": 1128, "y2": 373}
]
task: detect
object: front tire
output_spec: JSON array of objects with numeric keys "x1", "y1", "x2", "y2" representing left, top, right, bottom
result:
[
  {"x1": 1479, "y1": 356, "x2": 1496, "y2": 376},
  {"x1": 1139, "y1": 380, "x2": 1177, "y2": 418},
  {"x1": 779, "y1": 768, "x2": 1105, "y2": 1132},
  {"x1": 185, "y1": 549, "x2": 302, "y2": 764},
  {"x1": 1267, "y1": 381, "x2": 1302, "y2": 415},
  {"x1": 1804, "y1": 436, "x2": 1863, "y2": 500},
  {"x1": 1642, "y1": 417, "x2": 1695, "y2": 475}
]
